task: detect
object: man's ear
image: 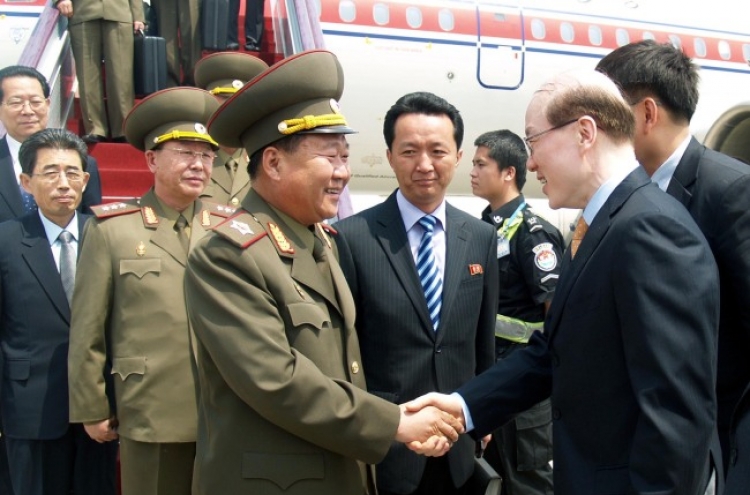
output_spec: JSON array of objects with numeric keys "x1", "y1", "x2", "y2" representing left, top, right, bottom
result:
[
  {"x1": 262, "y1": 146, "x2": 282, "y2": 181},
  {"x1": 20, "y1": 173, "x2": 33, "y2": 194}
]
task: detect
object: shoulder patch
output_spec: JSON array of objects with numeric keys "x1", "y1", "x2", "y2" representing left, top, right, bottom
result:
[
  {"x1": 523, "y1": 209, "x2": 543, "y2": 232},
  {"x1": 213, "y1": 212, "x2": 267, "y2": 249},
  {"x1": 200, "y1": 202, "x2": 238, "y2": 226},
  {"x1": 533, "y1": 242, "x2": 558, "y2": 272},
  {"x1": 141, "y1": 206, "x2": 159, "y2": 227},
  {"x1": 90, "y1": 201, "x2": 140, "y2": 219},
  {"x1": 268, "y1": 222, "x2": 295, "y2": 254}
]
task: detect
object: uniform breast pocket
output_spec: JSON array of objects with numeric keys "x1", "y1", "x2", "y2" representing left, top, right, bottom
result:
[
  {"x1": 120, "y1": 258, "x2": 161, "y2": 279},
  {"x1": 287, "y1": 303, "x2": 331, "y2": 331}
]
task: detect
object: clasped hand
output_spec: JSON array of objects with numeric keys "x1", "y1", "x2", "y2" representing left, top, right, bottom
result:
[{"x1": 395, "y1": 393, "x2": 467, "y2": 457}]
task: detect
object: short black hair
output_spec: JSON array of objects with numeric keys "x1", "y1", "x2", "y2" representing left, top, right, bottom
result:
[
  {"x1": 474, "y1": 130, "x2": 527, "y2": 191},
  {"x1": 383, "y1": 91, "x2": 464, "y2": 150},
  {"x1": 595, "y1": 40, "x2": 699, "y2": 123},
  {"x1": 19, "y1": 128, "x2": 88, "y2": 175},
  {"x1": 0, "y1": 65, "x2": 50, "y2": 101}
]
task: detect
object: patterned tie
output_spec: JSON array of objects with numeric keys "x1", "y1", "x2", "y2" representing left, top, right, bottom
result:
[
  {"x1": 417, "y1": 215, "x2": 443, "y2": 331},
  {"x1": 175, "y1": 215, "x2": 190, "y2": 253},
  {"x1": 58, "y1": 230, "x2": 76, "y2": 305},
  {"x1": 20, "y1": 186, "x2": 37, "y2": 214},
  {"x1": 570, "y1": 216, "x2": 588, "y2": 259}
]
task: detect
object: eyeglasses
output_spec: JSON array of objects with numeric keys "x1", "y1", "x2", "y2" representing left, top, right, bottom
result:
[
  {"x1": 523, "y1": 119, "x2": 579, "y2": 155},
  {"x1": 2, "y1": 97, "x2": 48, "y2": 112},
  {"x1": 160, "y1": 148, "x2": 216, "y2": 164},
  {"x1": 32, "y1": 169, "x2": 85, "y2": 183}
]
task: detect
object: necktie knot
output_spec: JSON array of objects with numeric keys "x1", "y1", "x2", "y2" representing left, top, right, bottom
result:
[
  {"x1": 418, "y1": 215, "x2": 437, "y2": 234},
  {"x1": 59, "y1": 230, "x2": 74, "y2": 244}
]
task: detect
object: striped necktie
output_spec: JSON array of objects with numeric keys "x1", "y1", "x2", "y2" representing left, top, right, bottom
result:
[{"x1": 417, "y1": 215, "x2": 442, "y2": 331}]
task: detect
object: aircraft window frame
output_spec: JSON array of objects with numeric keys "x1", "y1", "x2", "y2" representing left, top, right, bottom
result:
[
  {"x1": 642, "y1": 31, "x2": 655, "y2": 40},
  {"x1": 718, "y1": 40, "x2": 731, "y2": 60},
  {"x1": 339, "y1": 0, "x2": 356, "y2": 23},
  {"x1": 668, "y1": 35, "x2": 682, "y2": 50},
  {"x1": 588, "y1": 25, "x2": 602, "y2": 46},
  {"x1": 406, "y1": 6, "x2": 423, "y2": 29},
  {"x1": 438, "y1": 8, "x2": 454, "y2": 31},
  {"x1": 743, "y1": 44, "x2": 750, "y2": 63},
  {"x1": 560, "y1": 22, "x2": 574, "y2": 43},
  {"x1": 373, "y1": 2, "x2": 389, "y2": 26},
  {"x1": 530, "y1": 18, "x2": 546, "y2": 40},
  {"x1": 616, "y1": 28, "x2": 630, "y2": 47},
  {"x1": 694, "y1": 38, "x2": 707, "y2": 58}
]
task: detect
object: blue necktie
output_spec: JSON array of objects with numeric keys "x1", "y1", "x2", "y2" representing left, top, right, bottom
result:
[
  {"x1": 417, "y1": 215, "x2": 442, "y2": 331},
  {"x1": 20, "y1": 186, "x2": 37, "y2": 214}
]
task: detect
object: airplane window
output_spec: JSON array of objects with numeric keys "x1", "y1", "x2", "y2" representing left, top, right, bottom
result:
[
  {"x1": 560, "y1": 22, "x2": 574, "y2": 43},
  {"x1": 694, "y1": 38, "x2": 707, "y2": 58},
  {"x1": 531, "y1": 18, "x2": 546, "y2": 39},
  {"x1": 744, "y1": 44, "x2": 750, "y2": 62},
  {"x1": 406, "y1": 6, "x2": 423, "y2": 28},
  {"x1": 438, "y1": 9, "x2": 454, "y2": 31},
  {"x1": 373, "y1": 3, "x2": 389, "y2": 25},
  {"x1": 588, "y1": 25, "x2": 602, "y2": 46},
  {"x1": 339, "y1": 0, "x2": 356, "y2": 23},
  {"x1": 718, "y1": 40, "x2": 731, "y2": 60},
  {"x1": 642, "y1": 31, "x2": 655, "y2": 40},
  {"x1": 616, "y1": 28, "x2": 630, "y2": 46},
  {"x1": 668, "y1": 35, "x2": 682, "y2": 50}
]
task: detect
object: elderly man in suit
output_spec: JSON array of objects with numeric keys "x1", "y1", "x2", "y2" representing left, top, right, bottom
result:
[
  {"x1": 56, "y1": 0, "x2": 145, "y2": 143},
  {"x1": 67, "y1": 88, "x2": 232, "y2": 495},
  {"x1": 184, "y1": 50, "x2": 463, "y2": 495},
  {"x1": 334, "y1": 91, "x2": 498, "y2": 495},
  {"x1": 0, "y1": 66, "x2": 102, "y2": 222},
  {"x1": 595, "y1": 41, "x2": 750, "y2": 486},
  {"x1": 0, "y1": 128, "x2": 116, "y2": 495},
  {"x1": 408, "y1": 69, "x2": 721, "y2": 495}
]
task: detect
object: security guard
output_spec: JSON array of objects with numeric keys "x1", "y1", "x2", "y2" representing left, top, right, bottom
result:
[
  {"x1": 67, "y1": 88, "x2": 235, "y2": 495},
  {"x1": 194, "y1": 52, "x2": 268, "y2": 206},
  {"x1": 470, "y1": 129, "x2": 563, "y2": 495}
]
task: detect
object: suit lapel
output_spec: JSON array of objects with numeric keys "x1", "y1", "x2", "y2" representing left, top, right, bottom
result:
[
  {"x1": 0, "y1": 139, "x2": 24, "y2": 218},
  {"x1": 375, "y1": 194, "x2": 434, "y2": 336},
  {"x1": 666, "y1": 137, "x2": 701, "y2": 208},
  {"x1": 546, "y1": 168, "x2": 649, "y2": 341},
  {"x1": 437, "y1": 205, "x2": 469, "y2": 342},
  {"x1": 20, "y1": 214, "x2": 71, "y2": 322}
]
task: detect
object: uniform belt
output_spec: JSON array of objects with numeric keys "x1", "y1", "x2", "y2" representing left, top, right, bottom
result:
[{"x1": 495, "y1": 314, "x2": 544, "y2": 343}]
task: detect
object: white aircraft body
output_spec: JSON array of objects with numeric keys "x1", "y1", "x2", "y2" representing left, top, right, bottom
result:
[{"x1": 311, "y1": 0, "x2": 750, "y2": 225}]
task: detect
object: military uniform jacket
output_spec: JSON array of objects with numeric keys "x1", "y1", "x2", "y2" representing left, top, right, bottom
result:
[
  {"x1": 69, "y1": 0, "x2": 144, "y2": 24},
  {"x1": 200, "y1": 148, "x2": 251, "y2": 207},
  {"x1": 184, "y1": 190, "x2": 400, "y2": 495},
  {"x1": 68, "y1": 189, "x2": 233, "y2": 442}
]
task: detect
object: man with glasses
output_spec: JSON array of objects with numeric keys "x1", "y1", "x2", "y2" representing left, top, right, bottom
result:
[
  {"x1": 68, "y1": 88, "x2": 232, "y2": 495},
  {"x1": 0, "y1": 128, "x2": 116, "y2": 495},
  {"x1": 408, "y1": 69, "x2": 721, "y2": 495},
  {"x1": 0, "y1": 65, "x2": 102, "y2": 223}
]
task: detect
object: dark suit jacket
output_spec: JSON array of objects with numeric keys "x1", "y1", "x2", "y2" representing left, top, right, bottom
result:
[
  {"x1": 725, "y1": 382, "x2": 750, "y2": 495},
  {"x1": 0, "y1": 137, "x2": 102, "y2": 223},
  {"x1": 459, "y1": 168, "x2": 720, "y2": 495},
  {"x1": 335, "y1": 191, "x2": 498, "y2": 493},
  {"x1": 666, "y1": 137, "x2": 750, "y2": 465},
  {"x1": 0, "y1": 212, "x2": 88, "y2": 439}
]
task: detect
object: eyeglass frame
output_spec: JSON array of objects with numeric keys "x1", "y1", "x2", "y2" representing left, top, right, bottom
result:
[
  {"x1": 2, "y1": 97, "x2": 49, "y2": 112},
  {"x1": 523, "y1": 118, "x2": 579, "y2": 155},
  {"x1": 31, "y1": 168, "x2": 86, "y2": 183},
  {"x1": 158, "y1": 147, "x2": 217, "y2": 164}
]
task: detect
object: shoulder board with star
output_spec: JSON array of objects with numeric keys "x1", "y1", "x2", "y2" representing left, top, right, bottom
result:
[
  {"x1": 212, "y1": 211, "x2": 267, "y2": 249},
  {"x1": 523, "y1": 208, "x2": 544, "y2": 233},
  {"x1": 90, "y1": 201, "x2": 141, "y2": 219},
  {"x1": 199, "y1": 201, "x2": 238, "y2": 227}
]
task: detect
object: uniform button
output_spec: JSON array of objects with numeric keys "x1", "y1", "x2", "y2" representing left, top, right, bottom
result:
[
  {"x1": 552, "y1": 408, "x2": 561, "y2": 420},
  {"x1": 435, "y1": 346, "x2": 442, "y2": 353},
  {"x1": 231, "y1": 197, "x2": 240, "y2": 206},
  {"x1": 350, "y1": 361, "x2": 360, "y2": 374}
]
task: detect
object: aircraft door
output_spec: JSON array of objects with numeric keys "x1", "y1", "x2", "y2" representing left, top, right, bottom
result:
[{"x1": 476, "y1": 2, "x2": 524, "y2": 89}]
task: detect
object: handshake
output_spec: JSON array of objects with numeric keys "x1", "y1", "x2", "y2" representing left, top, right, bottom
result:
[{"x1": 395, "y1": 393, "x2": 468, "y2": 457}]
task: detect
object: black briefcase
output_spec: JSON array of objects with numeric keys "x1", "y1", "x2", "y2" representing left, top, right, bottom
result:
[
  {"x1": 202, "y1": 0, "x2": 230, "y2": 50},
  {"x1": 133, "y1": 30, "x2": 167, "y2": 96},
  {"x1": 466, "y1": 457, "x2": 502, "y2": 495}
]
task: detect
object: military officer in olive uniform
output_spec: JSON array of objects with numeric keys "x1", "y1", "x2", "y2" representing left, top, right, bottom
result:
[
  {"x1": 469, "y1": 130, "x2": 563, "y2": 495},
  {"x1": 67, "y1": 87, "x2": 233, "y2": 495},
  {"x1": 184, "y1": 50, "x2": 464, "y2": 495},
  {"x1": 194, "y1": 52, "x2": 268, "y2": 206}
]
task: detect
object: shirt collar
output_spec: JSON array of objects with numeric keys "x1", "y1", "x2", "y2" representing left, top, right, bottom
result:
[
  {"x1": 651, "y1": 134, "x2": 691, "y2": 192},
  {"x1": 39, "y1": 210, "x2": 79, "y2": 245},
  {"x1": 396, "y1": 189, "x2": 447, "y2": 232},
  {"x1": 582, "y1": 159, "x2": 639, "y2": 226},
  {"x1": 482, "y1": 194, "x2": 524, "y2": 227}
]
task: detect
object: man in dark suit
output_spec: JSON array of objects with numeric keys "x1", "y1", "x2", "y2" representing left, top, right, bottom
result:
[
  {"x1": 335, "y1": 91, "x2": 498, "y2": 495},
  {"x1": 0, "y1": 128, "x2": 117, "y2": 495},
  {"x1": 596, "y1": 41, "x2": 750, "y2": 483},
  {"x1": 0, "y1": 66, "x2": 102, "y2": 223},
  {"x1": 407, "y1": 70, "x2": 720, "y2": 495}
]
